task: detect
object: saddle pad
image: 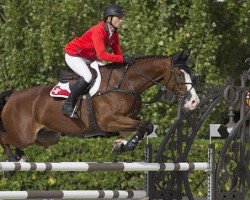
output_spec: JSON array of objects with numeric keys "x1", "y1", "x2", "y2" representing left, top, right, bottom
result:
[{"x1": 50, "y1": 82, "x2": 70, "y2": 98}]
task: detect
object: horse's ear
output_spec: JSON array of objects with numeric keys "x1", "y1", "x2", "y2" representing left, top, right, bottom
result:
[
  {"x1": 172, "y1": 49, "x2": 191, "y2": 65},
  {"x1": 180, "y1": 49, "x2": 191, "y2": 61},
  {"x1": 172, "y1": 51, "x2": 183, "y2": 64}
]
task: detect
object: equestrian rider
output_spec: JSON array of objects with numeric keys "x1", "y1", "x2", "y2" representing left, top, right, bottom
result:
[{"x1": 62, "y1": 4, "x2": 135, "y2": 118}]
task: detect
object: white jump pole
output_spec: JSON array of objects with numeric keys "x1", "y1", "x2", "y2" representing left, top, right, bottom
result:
[
  {"x1": 0, "y1": 190, "x2": 147, "y2": 199},
  {"x1": 0, "y1": 162, "x2": 209, "y2": 172}
]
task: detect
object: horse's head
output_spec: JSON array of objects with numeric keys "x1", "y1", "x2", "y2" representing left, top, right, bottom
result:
[
  {"x1": 163, "y1": 50, "x2": 200, "y2": 110},
  {"x1": 103, "y1": 51, "x2": 199, "y2": 110}
]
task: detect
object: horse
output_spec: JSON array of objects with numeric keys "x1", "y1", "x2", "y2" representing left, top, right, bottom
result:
[{"x1": 0, "y1": 50, "x2": 200, "y2": 164}]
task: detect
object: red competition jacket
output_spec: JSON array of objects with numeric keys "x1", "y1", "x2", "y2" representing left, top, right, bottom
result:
[{"x1": 65, "y1": 21, "x2": 123, "y2": 63}]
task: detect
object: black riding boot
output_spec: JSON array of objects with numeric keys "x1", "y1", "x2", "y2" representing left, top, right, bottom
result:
[{"x1": 62, "y1": 77, "x2": 89, "y2": 118}]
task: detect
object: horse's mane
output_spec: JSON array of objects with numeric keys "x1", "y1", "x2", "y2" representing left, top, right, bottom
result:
[
  {"x1": 136, "y1": 55, "x2": 170, "y2": 59},
  {"x1": 104, "y1": 55, "x2": 170, "y2": 69}
]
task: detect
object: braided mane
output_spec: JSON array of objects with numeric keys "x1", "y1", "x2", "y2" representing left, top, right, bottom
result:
[
  {"x1": 135, "y1": 55, "x2": 170, "y2": 59},
  {"x1": 104, "y1": 54, "x2": 170, "y2": 68}
]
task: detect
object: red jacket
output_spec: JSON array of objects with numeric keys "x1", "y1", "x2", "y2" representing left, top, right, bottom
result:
[{"x1": 65, "y1": 21, "x2": 123, "y2": 62}]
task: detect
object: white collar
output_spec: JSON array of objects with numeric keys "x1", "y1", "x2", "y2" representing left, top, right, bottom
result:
[{"x1": 108, "y1": 24, "x2": 114, "y2": 39}]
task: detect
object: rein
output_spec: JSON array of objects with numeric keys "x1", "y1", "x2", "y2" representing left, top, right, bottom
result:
[
  {"x1": 96, "y1": 63, "x2": 164, "y2": 104},
  {"x1": 133, "y1": 66, "x2": 165, "y2": 104},
  {"x1": 96, "y1": 55, "x2": 193, "y2": 104}
]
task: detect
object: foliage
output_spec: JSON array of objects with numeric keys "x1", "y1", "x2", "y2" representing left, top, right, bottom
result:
[{"x1": 0, "y1": 1, "x2": 250, "y2": 135}]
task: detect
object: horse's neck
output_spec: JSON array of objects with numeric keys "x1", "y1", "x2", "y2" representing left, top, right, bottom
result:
[
  {"x1": 126, "y1": 59, "x2": 166, "y2": 92},
  {"x1": 99, "y1": 67, "x2": 125, "y2": 91},
  {"x1": 99, "y1": 58, "x2": 167, "y2": 93}
]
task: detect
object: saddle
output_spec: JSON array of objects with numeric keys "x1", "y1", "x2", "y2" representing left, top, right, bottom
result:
[
  {"x1": 59, "y1": 68, "x2": 97, "y2": 90},
  {"x1": 50, "y1": 61, "x2": 100, "y2": 98},
  {"x1": 59, "y1": 70, "x2": 80, "y2": 83}
]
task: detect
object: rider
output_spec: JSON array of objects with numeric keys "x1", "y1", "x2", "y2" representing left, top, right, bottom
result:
[{"x1": 62, "y1": 4, "x2": 135, "y2": 118}]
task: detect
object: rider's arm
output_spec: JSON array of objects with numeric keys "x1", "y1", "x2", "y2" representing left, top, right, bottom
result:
[{"x1": 92, "y1": 29, "x2": 123, "y2": 63}]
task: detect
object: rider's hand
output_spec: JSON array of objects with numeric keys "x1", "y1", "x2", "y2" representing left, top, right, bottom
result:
[{"x1": 123, "y1": 56, "x2": 136, "y2": 66}]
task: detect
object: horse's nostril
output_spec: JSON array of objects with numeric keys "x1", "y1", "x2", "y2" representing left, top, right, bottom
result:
[{"x1": 192, "y1": 100, "x2": 196, "y2": 104}]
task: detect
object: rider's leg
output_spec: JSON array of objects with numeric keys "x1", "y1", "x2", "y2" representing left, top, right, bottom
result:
[
  {"x1": 62, "y1": 77, "x2": 90, "y2": 117},
  {"x1": 62, "y1": 54, "x2": 92, "y2": 118},
  {"x1": 65, "y1": 53, "x2": 92, "y2": 81}
]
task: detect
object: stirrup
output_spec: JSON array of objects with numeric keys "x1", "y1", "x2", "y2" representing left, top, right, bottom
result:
[
  {"x1": 62, "y1": 110, "x2": 78, "y2": 118},
  {"x1": 69, "y1": 105, "x2": 78, "y2": 118},
  {"x1": 62, "y1": 103, "x2": 78, "y2": 118}
]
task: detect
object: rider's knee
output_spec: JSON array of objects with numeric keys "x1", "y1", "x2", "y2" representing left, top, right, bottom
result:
[{"x1": 82, "y1": 72, "x2": 92, "y2": 83}]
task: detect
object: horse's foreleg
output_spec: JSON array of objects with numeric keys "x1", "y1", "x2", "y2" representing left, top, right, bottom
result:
[
  {"x1": 112, "y1": 121, "x2": 154, "y2": 154},
  {"x1": 123, "y1": 122, "x2": 154, "y2": 151},
  {"x1": 122, "y1": 122, "x2": 154, "y2": 152},
  {"x1": 15, "y1": 148, "x2": 26, "y2": 162},
  {"x1": 101, "y1": 115, "x2": 154, "y2": 154}
]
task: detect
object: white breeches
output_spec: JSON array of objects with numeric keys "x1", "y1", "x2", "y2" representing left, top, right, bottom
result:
[{"x1": 65, "y1": 53, "x2": 92, "y2": 83}]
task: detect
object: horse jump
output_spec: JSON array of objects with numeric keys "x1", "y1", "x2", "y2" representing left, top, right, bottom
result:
[
  {"x1": 0, "y1": 123, "x2": 213, "y2": 200},
  {"x1": 0, "y1": 161, "x2": 210, "y2": 199}
]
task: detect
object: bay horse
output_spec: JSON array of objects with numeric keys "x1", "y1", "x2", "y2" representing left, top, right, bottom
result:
[{"x1": 0, "y1": 50, "x2": 199, "y2": 164}]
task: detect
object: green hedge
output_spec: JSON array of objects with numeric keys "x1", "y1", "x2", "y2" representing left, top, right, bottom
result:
[{"x1": 0, "y1": 137, "x2": 223, "y2": 197}]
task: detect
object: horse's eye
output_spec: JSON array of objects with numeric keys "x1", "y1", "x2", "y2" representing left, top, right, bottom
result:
[{"x1": 179, "y1": 72, "x2": 184, "y2": 77}]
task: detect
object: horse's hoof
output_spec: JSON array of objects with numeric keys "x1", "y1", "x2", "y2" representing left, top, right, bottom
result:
[
  {"x1": 111, "y1": 143, "x2": 123, "y2": 154},
  {"x1": 3, "y1": 171, "x2": 15, "y2": 178},
  {"x1": 112, "y1": 136, "x2": 127, "y2": 146}
]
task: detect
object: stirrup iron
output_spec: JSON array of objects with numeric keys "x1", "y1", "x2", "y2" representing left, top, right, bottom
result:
[{"x1": 70, "y1": 104, "x2": 79, "y2": 118}]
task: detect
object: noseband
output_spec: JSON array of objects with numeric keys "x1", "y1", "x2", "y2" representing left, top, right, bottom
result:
[{"x1": 167, "y1": 64, "x2": 194, "y2": 100}]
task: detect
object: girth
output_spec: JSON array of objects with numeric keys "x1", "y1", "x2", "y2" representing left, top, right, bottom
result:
[{"x1": 74, "y1": 94, "x2": 119, "y2": 138}]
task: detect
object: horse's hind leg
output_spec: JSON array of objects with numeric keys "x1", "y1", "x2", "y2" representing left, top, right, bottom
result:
[
  {"x1": 1, "y1": 144, "x2": 18, "y2": 178},
  {"x1": 1, "y1": 144, "x2": 16, "y2": 161}
]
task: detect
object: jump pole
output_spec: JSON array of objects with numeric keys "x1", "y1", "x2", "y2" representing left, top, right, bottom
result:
[
  {"x1": 0, "y1": 162, "x2": 209, "y2": 172},
  {"x1": 0, "y1": 132, "x2": 212, "y2": 199},
  {"x1": 0, "y1": 190, "x2": 147, "y2": 199}
]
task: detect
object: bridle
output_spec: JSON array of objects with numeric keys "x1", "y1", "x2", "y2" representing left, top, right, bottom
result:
[
  {"x1": 100, "y1": 59, "x2": 194, "y2": 104},
  {"x1": 133, "y1": 62, "x2": 194, "y2": 102},
  {"x1": 165, "y1": 63, "x2": 194, "y2": 100}
]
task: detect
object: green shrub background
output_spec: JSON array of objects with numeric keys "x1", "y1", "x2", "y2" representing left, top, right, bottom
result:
[{"x1": 0, "y1": 1, "x2": 249, "y2": 198}]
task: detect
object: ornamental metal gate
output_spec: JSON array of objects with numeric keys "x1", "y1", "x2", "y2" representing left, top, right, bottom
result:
[{"x1": 148, "y1": 70, "x2": 250, "y2": 200}]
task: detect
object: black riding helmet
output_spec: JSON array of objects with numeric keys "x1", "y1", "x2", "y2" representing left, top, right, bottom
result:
[{"x1": 103, "y1": 4, "x2": 125, "y2": 20}]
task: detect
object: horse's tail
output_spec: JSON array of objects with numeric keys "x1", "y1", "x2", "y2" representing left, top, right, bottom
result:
[{"x1": 0, "y1": 90, "x2": 14, "y2": 132}]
